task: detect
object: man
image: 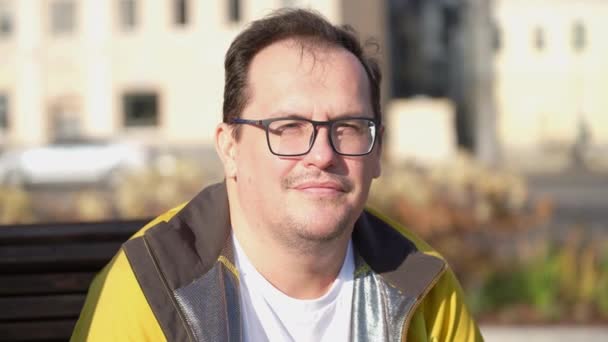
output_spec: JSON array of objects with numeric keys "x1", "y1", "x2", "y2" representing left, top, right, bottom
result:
[{"x1": 72, "y1": 9, "x2": 482, "y2": 342}]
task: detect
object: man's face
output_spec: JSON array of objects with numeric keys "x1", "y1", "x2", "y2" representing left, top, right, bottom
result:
[{"x1": 226, "y1": 40, "x2": 381, "y2": 246}]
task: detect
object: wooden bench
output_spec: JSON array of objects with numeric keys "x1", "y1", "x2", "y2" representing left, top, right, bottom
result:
[{"x1": 0, "y1": 219, "x2": 150, "y2": 342}]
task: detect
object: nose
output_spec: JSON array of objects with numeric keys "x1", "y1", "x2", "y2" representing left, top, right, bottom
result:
[{"x1": 302, "y1": 126, "x2": 336, "y2": 169}]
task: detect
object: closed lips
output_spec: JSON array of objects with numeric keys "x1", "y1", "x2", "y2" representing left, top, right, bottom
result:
[{"x1": 293, "y1": 181, "x2": 345, "y2": 191}]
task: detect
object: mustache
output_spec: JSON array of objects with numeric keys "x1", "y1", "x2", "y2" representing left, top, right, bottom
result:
[{"x1": 282, "y1": 171, "x2": 353, "y2": 192}]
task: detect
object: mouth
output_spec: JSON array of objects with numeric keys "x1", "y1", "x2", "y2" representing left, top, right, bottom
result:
[{"x1": 292, "y1": 181, "x2": 346, "y2": 195}]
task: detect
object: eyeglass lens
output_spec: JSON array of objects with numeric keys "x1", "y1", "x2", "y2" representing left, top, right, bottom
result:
[{"x1": 266, "y1": 118, "x2": 376, "y2": 156}]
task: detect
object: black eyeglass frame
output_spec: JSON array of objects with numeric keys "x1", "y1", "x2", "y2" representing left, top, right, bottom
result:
[{"x1": 230, "y1": 116, "x2": 381, "y2": 157}]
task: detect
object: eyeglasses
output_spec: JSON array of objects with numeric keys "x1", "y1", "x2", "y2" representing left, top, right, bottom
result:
[{"x1": 230, "y1": 117, "x2": 380, "y2": 157}]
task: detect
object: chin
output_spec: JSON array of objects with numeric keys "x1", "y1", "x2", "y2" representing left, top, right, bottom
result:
[
  {"x1": 293, "y1": 210, "x2": 354, "y2": 240},
  {"x1": 295, "y1": 224, "x2": 347, "y2": 243}
]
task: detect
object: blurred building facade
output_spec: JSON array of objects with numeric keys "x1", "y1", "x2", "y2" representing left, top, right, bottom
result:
[
  {"x1": 2, "y1": 0, "x2": 606, "y2": 172},
  {"x1": 494, "y1": 0, "x2": 608, "y2": 170},
  {"x1": 387, "y1": 0, "x2": 498, "y2": 165},
  {"x1": 387, "y1": 0, "x2": 608, "y2": 171},
  {"x1": 0, "y1": 0, "x2": 386, "y2": 147}
]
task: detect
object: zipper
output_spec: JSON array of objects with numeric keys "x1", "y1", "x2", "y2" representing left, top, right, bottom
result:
[
  {"x1": 399, "y1": 262, "x2": 447, "y2": 342},
  {"x1": 143, "y1": 236, "x2": 196, "y2": 342}
]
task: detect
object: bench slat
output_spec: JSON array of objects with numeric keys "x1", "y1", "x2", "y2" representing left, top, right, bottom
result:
[
  {"x1": 0, "y1": 242, "x2": 122, "y2": 273},
  {"x1": 0, "y1": 219, "x2": 148, "y2": 245},
  {"x1": 0, "y1": 219, "x2": 154, "y2": 340},
  {"x1": 0, "y1": 319, "x2": 76, "y2": 341},
  {"x1": 0, "y1": 294, "x2": 85, "y2": 320},
  {"x1": 0, "y1": 272, "x2": 96, "y2": 295}
]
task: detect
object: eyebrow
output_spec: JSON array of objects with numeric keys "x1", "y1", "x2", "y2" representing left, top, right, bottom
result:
[
  {"x1": 268, "y1": 111, "x2": 372, "y2": 120},
  {"x1": 267, "y1": 111, "x2": 306, "y2": 119}
]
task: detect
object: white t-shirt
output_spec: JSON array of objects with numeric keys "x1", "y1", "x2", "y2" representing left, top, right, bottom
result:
[{"x1": 233, "y1": 235, "x2": 354, "y2": 342}]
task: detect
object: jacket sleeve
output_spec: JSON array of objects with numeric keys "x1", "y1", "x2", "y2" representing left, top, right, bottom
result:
[
  {"x1": 413, "y1": 266, "x2": 484, "y2": 342},
  {"x1": 70, "y1": 250, "x2": 166, "y2": 342}
]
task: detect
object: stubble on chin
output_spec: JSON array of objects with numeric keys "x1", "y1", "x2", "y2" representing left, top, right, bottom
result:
[
  {"x1": 276, "y1": 212, "x2": 353, "y2": 254},
  {"x1": 275, "y1": 195, "x2": 357, "y2": 254}
]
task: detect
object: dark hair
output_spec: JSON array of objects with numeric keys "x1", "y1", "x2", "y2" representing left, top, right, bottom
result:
[{"x1": 222, "y1": 8, "x2": 382, "y2": 127}]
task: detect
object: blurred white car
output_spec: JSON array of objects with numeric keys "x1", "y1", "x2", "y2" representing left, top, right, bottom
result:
[{"x1": 0, "y1": 139, "x2": 149, "y2": 187}]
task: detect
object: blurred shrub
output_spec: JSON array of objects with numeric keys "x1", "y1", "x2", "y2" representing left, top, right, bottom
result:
[
  {"x1": 369, "y1": 151, "x2": 549, "y2": 239},
  {"x1": 114, "y1": 155, "x2": 207, "y2": 219},
  {"x1": 0, "y1": 185, "x2": 36, "y2": 224},
  {"x1": 367, "y1": 151, "x2": 555, "y2": 291},
  {"x1": 472, "y1": 235, "x2": 608, "y2": 324},
  {"x1": 0, "y1": 155, "x2": 209, "y2": 224},
  {"x1": 74, "y1": 191, "x2": 114, "y2": 222}
]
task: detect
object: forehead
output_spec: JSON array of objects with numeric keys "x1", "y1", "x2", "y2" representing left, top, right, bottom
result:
[{"x1": 245, "y1": 39, "x2": 372, "y2": 117}]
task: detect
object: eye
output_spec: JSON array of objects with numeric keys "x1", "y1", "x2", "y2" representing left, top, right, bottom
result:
[
  {"x1": 334, "y1": 120, "x2": 366, "y2": 136},
  {"x1": 269, "y1": 119, "x2": 309, "y2": 135}
]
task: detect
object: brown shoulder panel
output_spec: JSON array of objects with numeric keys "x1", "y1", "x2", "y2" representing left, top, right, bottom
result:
[
  {"x1": 353, "y1": 211, "x2": 446, "y2": 299},
  {"x1": 144, "y1": 221, "x2": 208, "y2": 290}
]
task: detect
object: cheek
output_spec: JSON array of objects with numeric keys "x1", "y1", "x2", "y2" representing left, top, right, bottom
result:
[
  {"x1": 347, "y1": 159, "x2": 378, "y2": 192},
  {"x1": 237, "y1": 148, "x2": 292, "y2": 189},
  {"x1": 235, "y1": 135, "x2": 266, "y2": 176},
  {"x1": 347, "y1": 158, "x2": 369, "y2": 177}
]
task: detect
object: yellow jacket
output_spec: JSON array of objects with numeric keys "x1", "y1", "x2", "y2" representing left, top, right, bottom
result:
[{"x1": 72, "y1": 183, "x2": 483, "y2": 341}]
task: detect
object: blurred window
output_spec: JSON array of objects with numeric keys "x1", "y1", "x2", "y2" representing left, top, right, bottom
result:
[
  {"x1": 492, "y1": 22, "x2": 501, "y2": 52},
  {"x1": 50, "y1": 0, "x2": 75, "y2": 34},
  {"x1": 174, "y1": 0, "x2": 188, "y2": 26},
  {"x1": 0, "y1": 94, "x2": 8, "y2": 129},
  {"x1": 533, "y1": 26, "x2": 545, "y2": 51},
  {"x1": 388, "y1": 0, "x2": 450, "y2": 98},
  {"x1": 52, "y1": 111, "x2": 81, "y2": 141},
  {"x1": 228, "y1": 0, "x2": 240, "y2": 23},
  {"x1": 119, "y1": 0, "x2": 137, "y2": 30},
  {"x1": 123, "y1": 92, "x2": 159, "y2": 127},
  {"x1": 0, "y1": 1, "x2": 13, "y2": 37},
  {"x1": 49, "y1": 98, "x2": 82, "y2": 141},
  {"x1": 572, "y1": 20, "x2": 586, "y2": 52}
]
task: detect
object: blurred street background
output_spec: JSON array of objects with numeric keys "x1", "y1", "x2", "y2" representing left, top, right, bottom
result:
[{"x1": 0, "y1": 0, "x2": 607, "y2": 340}]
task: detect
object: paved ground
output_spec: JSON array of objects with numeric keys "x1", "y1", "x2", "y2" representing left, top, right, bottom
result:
[
  {"x1": 481, "y1": 325, "x2": 608, "y2": 342},
  {"x1": 526, "y1": 170, "x2": 608, "y2": 238},
  {"x1": 527, "y1": 171, "x2": 608, "y2": 217}
]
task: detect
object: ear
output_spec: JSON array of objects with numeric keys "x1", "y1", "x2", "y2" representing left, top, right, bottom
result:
[
  {"x1": 215, "y1": 123, "x2": 238, "y2": 179},
  {"x1": 372, "y1": 125, "x2": 384, "y2": 179}
]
